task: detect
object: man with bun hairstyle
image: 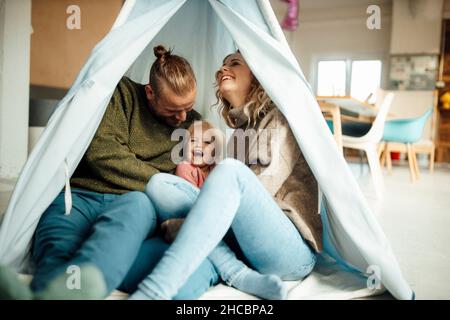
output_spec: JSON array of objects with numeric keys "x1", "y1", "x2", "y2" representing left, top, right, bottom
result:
[{"x1": 0, "y1": 46, "x2": 219, "y2": 300}]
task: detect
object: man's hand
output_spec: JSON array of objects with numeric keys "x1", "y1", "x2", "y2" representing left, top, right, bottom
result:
[{"x1": 160, "y1": 218, "x2": 184, "y2": 243}]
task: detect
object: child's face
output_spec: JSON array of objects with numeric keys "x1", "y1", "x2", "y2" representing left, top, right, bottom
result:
[
  {"x1": 188, "y1": 132, "x2": 212, "y2": 168},
  {"x1": 187, "y1": 122, "x2": 220, "y2": 168}
]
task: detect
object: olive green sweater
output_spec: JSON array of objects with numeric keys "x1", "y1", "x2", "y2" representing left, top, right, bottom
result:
[{"x1": 70, "y1": 77, "x2": 201, "y2": 194}]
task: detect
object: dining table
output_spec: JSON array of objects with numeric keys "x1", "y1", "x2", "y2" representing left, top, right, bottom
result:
[
  {"x1": 316, "y1": 96, "x2": 385, "y2": 154},
  {"x1": 317, "y1": 96, "x2": 379, "y2": 123}
]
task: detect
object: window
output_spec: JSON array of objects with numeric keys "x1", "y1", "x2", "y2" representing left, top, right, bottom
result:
[
  {"x1": 351, "y1": 60, "x2": 382, "y2": 104},
  {"x1": 317, "y1": 60, "x2": 346, "y2": 97},
  {"x1": 317, "y1": 59, "x2": 382, "y2": 103}
]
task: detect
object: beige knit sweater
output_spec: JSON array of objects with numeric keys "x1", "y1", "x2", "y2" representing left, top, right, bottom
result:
[{"x1": 227, "y1": 104, "x2": 323, "y2": 252}]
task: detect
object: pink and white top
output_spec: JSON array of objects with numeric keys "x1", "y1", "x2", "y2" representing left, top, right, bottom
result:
[{"x1": 175, "y1": 161, "x2": 206, "y2": 188}]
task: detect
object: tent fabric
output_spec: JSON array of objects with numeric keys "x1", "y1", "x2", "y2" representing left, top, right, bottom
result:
[
  {"x1": 200, "y1": 254, "x2": 384, "y2": 300},
  {"x1": 0, "y1": 0, "x2": 412, "y2": 300}
]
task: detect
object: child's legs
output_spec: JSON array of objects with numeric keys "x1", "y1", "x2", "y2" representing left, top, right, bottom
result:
[
  {"x1": 145, "y1": 172, "x2": 276, "y2": 295},
  {"x1": 143, "y1": 173, "x2": 258, "y2": 297},
  {"x1": 146, "y1": 173, "x2": 247, "y2": 275},
  {"x1": 145, "y1": 173, "x2": 200, "y2": 222}
]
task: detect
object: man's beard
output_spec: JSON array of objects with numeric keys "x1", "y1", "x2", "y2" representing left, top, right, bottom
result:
[
  {"x1": 165, "y1": 118, "x2": 182, "y2": 127},
  {"x1": 149, "y1": 105, "x2": 182, "y2": 128}
]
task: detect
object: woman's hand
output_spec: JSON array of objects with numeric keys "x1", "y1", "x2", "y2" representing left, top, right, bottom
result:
[{"x1": 160, "y1": 218, "x2": 184, "y2": 243}]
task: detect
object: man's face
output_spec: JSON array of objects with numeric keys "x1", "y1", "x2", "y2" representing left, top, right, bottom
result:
[{"x1": 145, "y1": 83, "x2": 196, "y2": 127}]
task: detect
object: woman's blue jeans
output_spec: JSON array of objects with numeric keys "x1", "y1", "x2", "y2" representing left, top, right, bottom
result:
[
  {"x1": 144, "y1": 170, "x2": 253, "y2": 288},
  {"x1": 138, "y1": 158, "x2": 316, "y2": 299}
]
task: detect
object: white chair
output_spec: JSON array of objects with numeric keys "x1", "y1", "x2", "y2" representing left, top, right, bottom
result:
[{"x1": 342, "y1": 93, "x2": 394, "y2": 197}]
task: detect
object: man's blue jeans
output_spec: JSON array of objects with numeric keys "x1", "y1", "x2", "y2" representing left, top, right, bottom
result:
[
  {"x1": 31, "y1": 189, "x2": 219, "y2": 299},
  {"x1": 137, "y1": 158, "x2": 316, "y2": 299}
]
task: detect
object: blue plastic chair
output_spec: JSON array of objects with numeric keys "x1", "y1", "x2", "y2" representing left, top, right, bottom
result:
[
  {"x1": 382, "y1": 107, "x2": 434, "y2": 181},
  {"x1": 383, "y1": 107, "x2": 433, "y2": 143},
  {"x1": 327, "y1": 120, "x2": 371, "y2": 137}
]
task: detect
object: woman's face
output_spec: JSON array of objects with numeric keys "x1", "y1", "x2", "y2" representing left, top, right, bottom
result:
[{"x1": 216, "y1": 53, "x2": 253, "y2": 108}]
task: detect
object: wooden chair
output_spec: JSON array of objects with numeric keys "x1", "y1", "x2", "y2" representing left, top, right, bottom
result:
[{"x1": 319, "y1": 102, "x2": 343, "y2": 154}]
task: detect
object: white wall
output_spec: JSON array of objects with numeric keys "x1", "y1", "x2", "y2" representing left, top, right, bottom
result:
[
  {"x1": 387, "y1": 0, "x2": 443, "y2": 141},
  {"x1": 390, "y1": 0, "x2": 443, "y2": 54},
  {"x1": 0, "y1": 0, "x2": 31, "y2": 178},
  {"x1": 270, "y1": 0, "x2": 393, "y2": 90},
  {"x1": 268, "y1": 0, "x2": 439, "y2": 140}
]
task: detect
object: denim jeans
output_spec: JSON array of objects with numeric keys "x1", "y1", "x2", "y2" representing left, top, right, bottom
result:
[
  {"x1": 138, "y1": 158, "x2": 316, "y2": 299},
  {"x1": 144, "y1": 172, "x2": 253, "y2": 287},
  {"x1": 119, "y1": 237, "x2": 219, "y2": 299},
  {"x1": 31, "y1": 188, "x2": 219, "y2": 298}
]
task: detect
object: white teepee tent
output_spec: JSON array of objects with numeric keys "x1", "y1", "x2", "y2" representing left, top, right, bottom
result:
[{"x1": 0, "y1": 0, "x2": 413, "y2": 300}]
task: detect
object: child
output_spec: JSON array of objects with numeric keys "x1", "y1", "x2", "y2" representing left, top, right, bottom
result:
[
  {"x1": 175, "y1": 120, "x2": 221, "y2": 187},
  {"x1": 160, "y1": 120, "x2": 287, "y2": 300}
]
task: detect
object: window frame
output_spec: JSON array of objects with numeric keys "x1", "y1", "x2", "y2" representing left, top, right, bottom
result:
[
  {"x1": 314, "y1": 55, "x2": 386, "y2": 99},
  {"x1": 316, "y1": 59, "x2": 348, "y2": 97}
]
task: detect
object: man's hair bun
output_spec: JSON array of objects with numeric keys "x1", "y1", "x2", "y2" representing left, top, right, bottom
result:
[{"x1": 154, "y1": 45, "x2": 171, "y2": 62}]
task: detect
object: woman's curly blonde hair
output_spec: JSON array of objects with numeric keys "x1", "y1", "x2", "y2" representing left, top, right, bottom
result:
[{"x1": 214, "y1": 53, "x2": 273, "y2": 128}]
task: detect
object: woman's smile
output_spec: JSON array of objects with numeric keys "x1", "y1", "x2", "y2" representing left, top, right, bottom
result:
[
  {"x1": 220, "y1": 74, "x2": 234, "y2": 83},
  {"x1": 216, "y1": 52, "x2": 253, "y2": 108}
]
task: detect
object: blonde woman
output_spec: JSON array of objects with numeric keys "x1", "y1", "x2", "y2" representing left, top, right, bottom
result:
[
  {"x1": 130, "y1": 119, "x2": 287, "y2": 300},
  {"x1": 131, "y1": 52, "x2": 322, "y2": 300}
]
